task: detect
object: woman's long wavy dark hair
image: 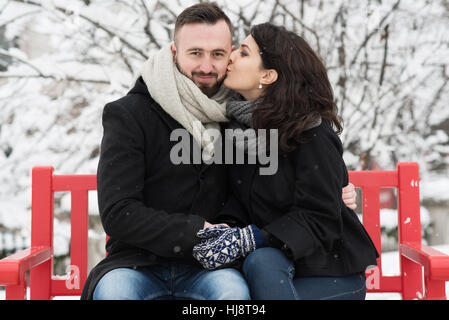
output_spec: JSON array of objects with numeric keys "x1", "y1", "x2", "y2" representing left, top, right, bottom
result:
[{"x1": 250, "y1": 23, "x2": 342, "y2": 153}]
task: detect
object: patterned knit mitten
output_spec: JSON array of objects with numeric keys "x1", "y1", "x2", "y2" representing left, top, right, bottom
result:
[{"x1": 193, "y1": 225, "x2": 263, "y2": 270}]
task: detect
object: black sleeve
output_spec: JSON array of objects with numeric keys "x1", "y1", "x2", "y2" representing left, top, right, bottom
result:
[
  {"x1": 263, "y1": 124, "x2": 345, "y2": 261},
  {"x1": 212, "y1": 191, "x2": 251, "y2": 227},
  {"x1": 97, "y1": 102, "x2": 205, "y2": 258}
]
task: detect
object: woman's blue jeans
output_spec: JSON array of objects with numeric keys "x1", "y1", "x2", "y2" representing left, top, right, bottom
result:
[
  {"x1": 242, "y1": 247, "x2": 367, "y2": 300},
  {"x1": 93, "y1": 262, "x2": 250, "y2": 300}
]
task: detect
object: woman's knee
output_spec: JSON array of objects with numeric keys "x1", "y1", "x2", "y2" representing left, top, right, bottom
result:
[
  {"x1": 293, "y1": 273, "x2": 367, "y2": 300},
  {"x1": 243, "y1": 247, "x2": 293, "y2": 277},
  {"x1": 242, "y1": 248, "x2": 298, "y2": 299}
]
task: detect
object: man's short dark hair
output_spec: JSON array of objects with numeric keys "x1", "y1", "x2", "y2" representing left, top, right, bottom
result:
[{"x1": 174, "y1": 2, "x2": 233, "y2": 44}]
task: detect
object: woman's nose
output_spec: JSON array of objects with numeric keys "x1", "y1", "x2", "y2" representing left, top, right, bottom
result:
[{"x1": 228, "y1": 50, "x2": 236, "y2": 64}]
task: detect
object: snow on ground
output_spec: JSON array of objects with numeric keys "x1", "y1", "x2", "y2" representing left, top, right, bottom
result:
[{"x1": 1, "y1": 244, "x2": 448, "y2": 300}]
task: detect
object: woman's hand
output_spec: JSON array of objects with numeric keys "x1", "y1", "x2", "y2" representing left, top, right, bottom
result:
[
  {"x1": 342, "y1": 183, "x2": 357, "y2": 210},
  {"x1": 203, "y1": 221, "x2": 229, "y2": 229}
]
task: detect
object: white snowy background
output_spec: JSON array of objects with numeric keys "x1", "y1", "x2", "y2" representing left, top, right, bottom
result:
[{"x1": 0, "y1": 0, "x2": 448, "y2": 299}]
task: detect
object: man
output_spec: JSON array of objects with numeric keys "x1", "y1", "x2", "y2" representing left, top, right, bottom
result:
[{"x1": 81, "y1": 2, "x2": 357, "y2": 300}]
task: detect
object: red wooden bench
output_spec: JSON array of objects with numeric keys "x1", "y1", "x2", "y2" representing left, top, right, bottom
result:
[{"x1": 0, "y1": 162, "x2": 448, "y2": 300}]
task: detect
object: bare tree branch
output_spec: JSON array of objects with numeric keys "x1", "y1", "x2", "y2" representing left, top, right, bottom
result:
[
  {"x1": 277, "y1": 1, "x2": 321, "y2": 55},
  {"x1": 268, "y1": 0, "x2": 280, "y2": 23},
  {"x1": 335, "y1": 4, "x2": 348, "y2": 116},
  {"x1": 378, "y1": 24, "x2": 389, "y2": 86},
  {"x1": 350, "y1": 0, "x2": 400, "y2": 67},
  {"x1": 424, "y1": 65, "x2": 449, "y2": 129},
  {"x1": 0, "y1": 48, "x2": 45, "y2": 76},
  {"x1": 0, "y1": 74, "x2": 110, "y2": 84},
  {"x1": 0, "y1": 48, "x2": 112, "y2": 84},
  {"x1": 140, "y1": 0, "x2": 161, "y2": 49},
  {"x1": 11, "y1": 0, "x2": 149, "y2": 60},
  {"x1": 0, "y1": 9, "x2": 41, "y2": 29}
]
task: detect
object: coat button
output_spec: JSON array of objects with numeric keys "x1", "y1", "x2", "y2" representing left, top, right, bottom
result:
[{"x1": 236, "y1": 179, "x2": 242, "y2": 185}]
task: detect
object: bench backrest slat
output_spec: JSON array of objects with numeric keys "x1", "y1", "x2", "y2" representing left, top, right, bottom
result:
[{"x1": 69, "y1": 190, "x2": 89, "y2": 294}]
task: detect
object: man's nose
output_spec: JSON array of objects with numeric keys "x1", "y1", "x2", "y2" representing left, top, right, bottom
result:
[{"x1": 199, "y1": 58, "x2": 213, "y2": 74}]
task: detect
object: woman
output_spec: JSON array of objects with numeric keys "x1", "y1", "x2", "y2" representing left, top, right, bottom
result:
[{"x1": 192, "y1": 22, "x2": 378, "y2": 300}]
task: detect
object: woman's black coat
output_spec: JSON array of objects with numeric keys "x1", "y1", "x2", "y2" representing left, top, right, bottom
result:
[
  {"x1": 218, "y1": 120, "x2": 379, "y2": 277},
  {"x1": 81, "y1": 77, "x2": 228, "y2": 299}
]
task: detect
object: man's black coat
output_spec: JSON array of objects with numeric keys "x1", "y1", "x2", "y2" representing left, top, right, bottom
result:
[{"x1": 81, "y1": 77, "x2": 227, "y2": 299}]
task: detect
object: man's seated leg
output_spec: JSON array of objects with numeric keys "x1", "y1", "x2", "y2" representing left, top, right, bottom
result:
[
  {"x1": 175, "y1": 264, "x2": 251, "y2": 300},
  {"x1": 93, "y1": 266, "x2": 170, "y2": 300}
]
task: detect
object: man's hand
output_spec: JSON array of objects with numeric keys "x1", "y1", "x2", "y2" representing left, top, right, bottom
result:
[
  {"x1": 342, "y1": 183, "x2": 357, "y2": 210},
  {"x1": 193, "y1": 225, "x2": 262, "y2": 270}
]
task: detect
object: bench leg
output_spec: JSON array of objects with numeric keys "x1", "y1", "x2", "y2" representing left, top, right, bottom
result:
[
  {"x1": 5, "y1": 281, "x2": 27, "y2": 300},
  {"x1": 425, "y1": 279, "x2": 447, "y2": 300},
  {"x1": 30, "y1": 260, "x2": 52, "y2": 300},
  {"x1": 401, "y1": 256, "x2": 424, "y2": 300}
]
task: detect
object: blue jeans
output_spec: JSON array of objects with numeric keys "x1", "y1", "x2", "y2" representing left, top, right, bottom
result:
[
  {"x1": 242, "y1": 247, "x2": 366, "y2": 300},
  {"x1": 93, "y1": 262, "x2": 250, "y2": 300}
]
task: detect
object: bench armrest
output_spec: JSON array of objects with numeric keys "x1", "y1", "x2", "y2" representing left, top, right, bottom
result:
[
  {"x1": 0, "y1": 246, "x2": 52, "y2": 286},
  {"x1": 400, "y1": 242, "x2": 449, "y2": 280}
]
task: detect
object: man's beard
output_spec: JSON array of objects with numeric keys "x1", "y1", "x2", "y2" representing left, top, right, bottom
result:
[{"x1": 175, "y1": 62, "x2": 225, "y2": 97}]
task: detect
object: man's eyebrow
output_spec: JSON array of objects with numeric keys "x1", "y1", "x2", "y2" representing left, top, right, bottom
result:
[
  {"x1": 186, "y1": 48, "x2": 228, "y2": 53},
  {"x1": 186, "y1": 48, "x2": 204, "y2": 52}
]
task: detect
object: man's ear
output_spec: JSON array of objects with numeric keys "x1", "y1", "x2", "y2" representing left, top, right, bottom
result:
[
  {"x1": 260, "y1": 69, "x2": 278, "y2": 86},
  {"x1": 170, "y1": 42, "x2": 177, "y2": 63}
]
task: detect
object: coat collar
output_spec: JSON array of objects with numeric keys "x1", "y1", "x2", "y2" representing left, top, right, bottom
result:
[
  {"x1": 127, "y1": 77, "x2": 183, "y2": 132},
  {"x1": 128, "y1": 77, "x2": 214, "y2": 173}
]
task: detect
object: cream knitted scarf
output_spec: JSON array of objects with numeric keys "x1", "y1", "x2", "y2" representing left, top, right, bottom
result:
[{"x1": 140, "y1": 44, "x2": 233, "y2": 158}]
